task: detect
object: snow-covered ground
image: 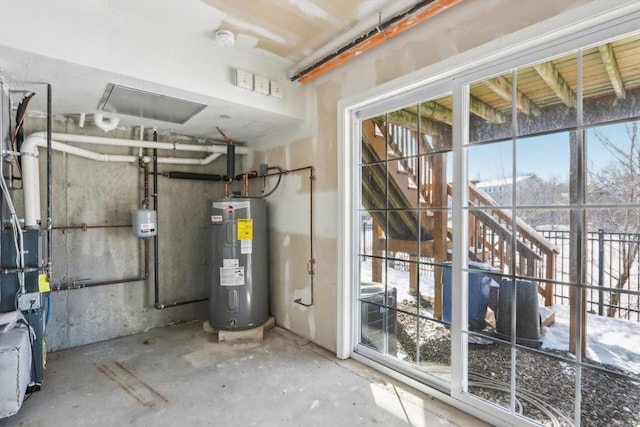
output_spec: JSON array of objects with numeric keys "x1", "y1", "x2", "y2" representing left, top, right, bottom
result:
[{"x1": 359, "y1": 259, "x2": 640, "y2": 374}]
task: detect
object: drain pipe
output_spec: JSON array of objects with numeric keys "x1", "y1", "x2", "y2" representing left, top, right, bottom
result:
[
  {"x1": 20, "y1": 132, "x2": 248, "y2": 228},
  {"x1": 93, "y1": 113, "x2": 120, "y2": 133}
]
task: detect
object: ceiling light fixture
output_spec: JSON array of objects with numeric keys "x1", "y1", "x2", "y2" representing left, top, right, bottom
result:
[{"x1": 215, "y1": 30, "x2": 235, "y2": 48}]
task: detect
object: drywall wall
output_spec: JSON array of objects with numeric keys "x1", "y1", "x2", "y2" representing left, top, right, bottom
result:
[
  {"x1": 16, "y1": 118, "x2": 231, "y2": 350},
  {"x1": 248, "y1": 0, "x2": 631, "y2": 353}
]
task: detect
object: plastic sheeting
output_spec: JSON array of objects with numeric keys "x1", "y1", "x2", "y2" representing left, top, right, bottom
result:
[{"x1": 0, "y1": 316, "x2": 32, "y2": 419}]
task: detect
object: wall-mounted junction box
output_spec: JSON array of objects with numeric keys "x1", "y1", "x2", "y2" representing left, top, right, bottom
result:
[
  {"x1": 235, "y1": 69, "x2": 254, "y2": 90},
  {"x1": 17, "y1": 292, "x2": 41, "y2": 311},
  {"x1": 254, "y1": 75, "x2": 270, "y2": 95},
  {"x1": 270, "y1": 81, "x2": 283, "y2": 98}
]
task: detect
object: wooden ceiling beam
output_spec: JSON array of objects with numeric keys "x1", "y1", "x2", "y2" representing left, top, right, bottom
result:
[
  {"x1": 421, "y1": 101, "x2": 453, "y2": 125},
  {"x1": 533, "y1": 61, "x2": 577, "y2": 108},
  {"x1": 381, "y1": 110, "x2": 441, "y2": 136},
  {"x1": 485, "y1": 76, "x2": 541, "y2": 116},
  {"x1": 598, "y1": 43, "x2": 627, "y2": 100},
  {"x1": 469, "y1": 95, "x2": 506, "y2": 123},
  {"x1": 421, "y1": 97, "x2": 505, "y2": 125}
]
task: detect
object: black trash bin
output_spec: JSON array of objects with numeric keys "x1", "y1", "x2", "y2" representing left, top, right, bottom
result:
[
  {"x1": 360, "y1": 282, "x2": 397, "y2": 355},
  {"x1": 495, "y1": 279, "x2": 541, "y2": 347}
]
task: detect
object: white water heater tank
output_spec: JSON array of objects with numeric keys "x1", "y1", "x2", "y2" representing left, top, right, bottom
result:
[{"x1": 132, "y1": 209, "x2": 157, "y2": 238}]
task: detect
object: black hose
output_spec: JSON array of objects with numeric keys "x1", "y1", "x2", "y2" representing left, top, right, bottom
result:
[{"x1": 256, "y1": 167, "x2": 283, "y2": 199}]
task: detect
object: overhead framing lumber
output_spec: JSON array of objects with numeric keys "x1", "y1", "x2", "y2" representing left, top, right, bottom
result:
[
  {"x1": 598, "y1": 43, "x2": 627, "y2": 100},
  {"x1": 485, "y1": 76, "x2": 541, "y2": 116},
  {"x1": 533, "y1": 61, "x2": 577, "y2": 108}
]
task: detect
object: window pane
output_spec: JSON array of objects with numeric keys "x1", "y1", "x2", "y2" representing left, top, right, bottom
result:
[
  {"x1": 387, "y1": 159, "x2": 419, "y2": 210},
  {"x1": 583, "y1": 34, "x2": 640, "y2": 126},
  {"x1": 419, "y1": 95, "x2": 453, "y2": 151},
  {"x1": 361, "y1": 118, "x2": 388, "y2": 164},
  {"x1": 586, "y1": 121, "x2": 640, "y2": 206},
  {"x1": 361, "y1": 163, "x2": 387, "y2": 210},
  {"x1": 468, "y1": 72, "x2": 513, "y2": 144},
  {"x1": 467, "y1": 140, "x2": 514, "y2": 208},
  {"x1": 515, "y1": 134, "x2": 570, "y2": 208},
  {"x1": 417, "y1": 317, "x2": 451, "y2": 380},
  {"x1": 581, "y1": 367, "x2": 640, "y2": 426},
  {"x1": 517, "y1": 52, "x2": 578, "y2": 137},
  {"x1": 467, "y1": 338, "x2": 512, "y2": 411},
  {"x1": 516, "y1": 348, "x2": 576, "y2": 425}
]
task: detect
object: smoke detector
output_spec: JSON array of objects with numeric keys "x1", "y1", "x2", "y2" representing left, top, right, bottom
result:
[{"x1": 215, "y1": 30, "x2": 235, "y2": 48}]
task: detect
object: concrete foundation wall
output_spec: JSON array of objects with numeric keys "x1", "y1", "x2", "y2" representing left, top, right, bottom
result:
[
  {"x1": 248, "y1": 0, "x2": 625, "y2": 352},
  {"x1": 18, "y1": 118, "x2": 231, "y2": 351}
]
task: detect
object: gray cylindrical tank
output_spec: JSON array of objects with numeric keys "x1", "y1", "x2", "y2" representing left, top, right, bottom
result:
[{"x1": 208, "y1": 198, "x2": 269, "y2": 330}]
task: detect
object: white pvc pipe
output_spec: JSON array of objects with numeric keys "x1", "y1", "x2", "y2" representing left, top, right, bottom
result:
[
  {"x1": 93, "y1": 113, "x2": 120, "y2": 133},
  {"x1": 21, "y1": 132, "x2": 242, "y2": 227}
]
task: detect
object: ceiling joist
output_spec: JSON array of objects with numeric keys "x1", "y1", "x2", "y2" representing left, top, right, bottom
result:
[
  {"x1": 469, "y1": 95, "x2": 506, "y2": 123},
  {"x1": 485, "y1": 76, "x2": 541, "y2": 116},
  {"x1": 598, "y1": 43, "x2": 627, "y2": 100},
  {"x1": 533, "y1": 61, "x2": 577, "y2": 108},
  {"x1": 381, "y1": 110, "x2": 441, "y2": 136}
]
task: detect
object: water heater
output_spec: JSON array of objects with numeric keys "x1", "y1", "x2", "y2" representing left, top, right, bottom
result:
[{"x1": 208, "y1": 198, "x2": 268, "y2": 330}]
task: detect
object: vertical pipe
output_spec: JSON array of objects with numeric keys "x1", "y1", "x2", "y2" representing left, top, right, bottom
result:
[
  {"x1": 47, "y1": 84, "x2": 52, "y2": 278},
  {"x1": 153, "y1": 131, "x2": 159, "y2": 307}
]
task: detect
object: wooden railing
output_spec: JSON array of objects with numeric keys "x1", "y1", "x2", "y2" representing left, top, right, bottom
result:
[{"x1": 366, "y1": 118, "x2": 559, "y2": 306}]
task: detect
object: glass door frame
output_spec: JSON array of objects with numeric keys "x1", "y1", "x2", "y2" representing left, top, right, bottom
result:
[{"x1": 337, "y1": 3, "x2": 640, "y2": 426}]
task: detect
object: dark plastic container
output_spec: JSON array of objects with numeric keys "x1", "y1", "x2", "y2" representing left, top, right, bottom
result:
[
  {"x1": 360, "y1": 282, "x2": 397, "y2": 355},
  {"x1": 442, "y1": 261, "x2": 500, "y2": 330},
  {"x1": 495, "y1": 279, "x2": 541, "y2": 347}
]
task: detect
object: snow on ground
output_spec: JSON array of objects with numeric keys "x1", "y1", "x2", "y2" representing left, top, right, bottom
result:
[
  {"x1": 359, "y1": 259, "x2": 640, "y2": 374},
  {"x1": 542, "y1": 303, "x2": 640, "y2": 374}
]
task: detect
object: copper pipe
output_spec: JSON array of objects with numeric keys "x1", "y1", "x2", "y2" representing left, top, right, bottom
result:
[
  {"x1": 293, "y1": 166, "x2": 316, "y2": 307},
  {"x1": 294, "y1": 0, "x2": 462, "y2": 84},
  {"x1": 54, "y1": 238, "x2": 149, "y2": 290},
  {"x1": 243, "y1": 171, "x2": 258, "y2": 197},
  {"x1": 54, "y1": 158, "x2": 152, "y2": 291}
]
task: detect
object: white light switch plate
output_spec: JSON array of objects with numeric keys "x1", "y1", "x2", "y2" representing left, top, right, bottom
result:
[
  {"x1": 270, "y1": 81, "x2": 283, "y2": 98},
  {"x1": 236, "y1": 69, "x2": 253, "y2": 90},
  {"x1": 254, "y1": 75, "x2": 270, "y2": 94}
]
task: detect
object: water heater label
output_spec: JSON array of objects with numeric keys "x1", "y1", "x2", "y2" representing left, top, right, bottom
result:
[
  {"x1": 241, "y1": 239, "x2": 252, "y2": 254},
  {"x1": 223, "y1": 258, "x2": 239, "y2": 267},
  {"x1": 237, "y1": 219, "x2": 253, "y2": 240},
  {"x1": 140, "y1": 223, "x2": 155, "y2": 232},
  {"x1": 220, "y1": 266, "x2": 245, "y2": 286},
  {"x1": 211, "y1": 215, "x2": 223, "y2": 225}
]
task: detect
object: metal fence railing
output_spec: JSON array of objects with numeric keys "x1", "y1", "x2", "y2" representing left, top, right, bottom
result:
[
  {"x1": 361, "y1": 218, "x2": 640, "y2": 321},
  {"x1": 539, "y1": 229, "x2": 640, "y2": 322}
]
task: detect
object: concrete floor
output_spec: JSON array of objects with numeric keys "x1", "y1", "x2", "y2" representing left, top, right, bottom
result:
[{"x1": 0, "y1": 322, "x2": 489, "y2": 427}]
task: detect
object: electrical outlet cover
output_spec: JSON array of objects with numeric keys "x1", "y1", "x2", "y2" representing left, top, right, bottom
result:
[
  {"x1": 255, "y1": 75, "x2": 270, "y2": 95},
  {"x1": 235, "y1": 69, "x2": 253, "y2": 90},
  {"x1": 270, "y1": 81, "x2": 283, "y2": 98}
]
